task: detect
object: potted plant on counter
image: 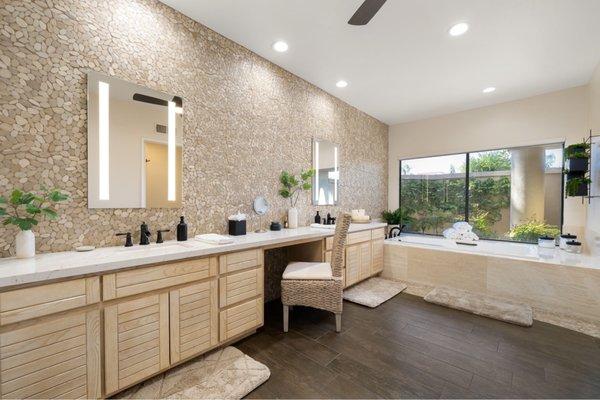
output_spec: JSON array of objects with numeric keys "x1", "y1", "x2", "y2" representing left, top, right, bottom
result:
[
  {"x1": 0, "y1": 188, "x2": 70, "y2": 258},
  {"x1": 278, "y1": 169, "x2": 315, "y2": 229}
]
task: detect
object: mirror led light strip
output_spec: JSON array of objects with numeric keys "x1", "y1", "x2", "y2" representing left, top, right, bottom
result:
[
  {"x1": 167, "y1": 101, "x2": 176, "y2": 202},
  {"x1": 334, "y1": 146, "x2": 338, "y2": 201},
  {"x1": 314, "y1": 140, "x2": 319, "y2": 202},
  {"x1": 98, "y1": 81, "x2": 110, "y2": 200}
]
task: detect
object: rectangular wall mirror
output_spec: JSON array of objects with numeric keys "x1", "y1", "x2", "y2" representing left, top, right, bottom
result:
[
  {"x1": 87, "y1": 72, "x2": 183, "y2": 208},
  {"x1": 312, "y1": 139, "x2": 339, "y2": 205}
]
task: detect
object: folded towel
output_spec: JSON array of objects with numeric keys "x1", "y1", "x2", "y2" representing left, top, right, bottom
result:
[
  {"x1": 195, "y1": 234, "x2": 234, "y2": 245},
  {"x1": 310, "y1": 223, "x2": 336, "y2": 229}
]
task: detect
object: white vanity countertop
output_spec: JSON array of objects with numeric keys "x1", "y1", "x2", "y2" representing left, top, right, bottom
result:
[{"x1": 0, "y1": 222, "x2": 387, "y2": 289}]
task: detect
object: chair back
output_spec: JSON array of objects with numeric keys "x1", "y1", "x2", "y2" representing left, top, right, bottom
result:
[{"x1": 330, "y1": 213, "x2": 352, "y2": 278}]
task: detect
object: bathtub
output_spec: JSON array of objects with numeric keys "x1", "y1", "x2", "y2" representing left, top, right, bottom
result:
[{"x1": 383, "y1": 234, "x2": 600, "y2": 337}]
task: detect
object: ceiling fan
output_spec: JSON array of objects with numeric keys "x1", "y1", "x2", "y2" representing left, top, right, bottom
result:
[{"x1": 348, "y1": 0, "x2": 387, "y2": 26}]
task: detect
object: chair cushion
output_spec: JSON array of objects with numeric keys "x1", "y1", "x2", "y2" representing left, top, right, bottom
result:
[{"x1": 282, "y1": 262, "x2": 333, "y2": 280}]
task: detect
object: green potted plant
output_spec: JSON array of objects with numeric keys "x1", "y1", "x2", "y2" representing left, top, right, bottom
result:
[
  {"x1": 278, "y1": 169, "x2": 315, "y2": 228},
  {"x1": 566, "y1": 177, "x2": 591, "y2": 197},
  {"x1": 564, "y1": 142, "x2": 591, "y2": 173},
  {"x1": 0, "y1": 188, "x2": 69, "y2": 258},
  {"x1": 381, "y1": 208, "x2": 414, "y2": 235}
]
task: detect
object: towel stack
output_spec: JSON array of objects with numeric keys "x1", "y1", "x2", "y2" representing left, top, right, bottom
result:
[{"x1": 442, "y1": 222, "x2": 479, "y2": 242}]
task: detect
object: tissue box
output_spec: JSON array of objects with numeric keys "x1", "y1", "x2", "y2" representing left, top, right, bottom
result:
[{"x1": 228, "y1": 220, "x2": 246, "y2": 236}]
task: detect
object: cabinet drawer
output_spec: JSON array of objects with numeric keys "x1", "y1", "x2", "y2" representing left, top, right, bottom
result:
[
  {"x1": 0, "y1": 310, "x2": 101, "y2": 399},
  {"x1": 219, "y1": 267, "x2": 263, "y2": 308},
  {"x1": 372, "y1": 228, "x2": 386, "y2": 240},
  {"x1": 103, "y1": 257, "x2": 217, "y2": 300},
  {"x1": 104, "y1": 293, "x2": 169, "y2": 394},
  {"x1": 170, "y1": 280, "x2": 218, "y2": 364},
  {"x1": 219, "y1": 249, "x2": 263, "y2": 274},
  {"x1": 347, "y1": 230, "x2": 372, "y2": 245},
  {"x1": 0, "y1": 277, "x2": 100, "y2": 326},
  {"x1": 219, "y1": 298, "x2": 263, "y2": 342}
]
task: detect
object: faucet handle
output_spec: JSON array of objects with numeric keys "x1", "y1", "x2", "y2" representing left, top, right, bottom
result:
[
  {"x1": 116, "y1": 232, "x2": 133, "y2": 247},
  {"x1": 156, "y1": 229, "x2": 170, "y2": 244}
]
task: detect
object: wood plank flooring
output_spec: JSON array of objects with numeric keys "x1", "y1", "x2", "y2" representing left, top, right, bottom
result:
[{"x1": 238, "y1": 293, "x2": 600, "y2": 399}]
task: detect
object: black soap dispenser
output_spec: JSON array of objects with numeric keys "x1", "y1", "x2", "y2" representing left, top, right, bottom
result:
[
  {"x1": 177, "y1": 216, "x2": 188, "y2": 241},
  {"x1": 314, "y1": 211, "x2": 321, "y2": 224}
]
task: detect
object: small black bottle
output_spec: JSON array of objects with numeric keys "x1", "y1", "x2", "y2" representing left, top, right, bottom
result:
[
  {"x1": 314, "y1": 211, "x2": 321, "y2": 224},
  {"x1": 326, "y1": 213, "x2": 332, "y2": 225},
  {"x1": 177, "y1": 216, "x2": 188, "y2": 241}
]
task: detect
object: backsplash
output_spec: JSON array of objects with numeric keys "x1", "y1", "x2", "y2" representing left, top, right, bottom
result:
[{"x1": 0, "y1": 0, "x2": 388, "y2": 257}]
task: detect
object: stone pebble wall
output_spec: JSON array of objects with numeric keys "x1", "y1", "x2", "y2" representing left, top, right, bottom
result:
[{"x1": 0, "y1": 0, "x2": 388, "y2": 258}]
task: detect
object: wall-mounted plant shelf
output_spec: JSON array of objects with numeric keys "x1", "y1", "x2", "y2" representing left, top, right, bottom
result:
[{"x1": 565, "y1": 130, "x2": 600, "y2": 203}]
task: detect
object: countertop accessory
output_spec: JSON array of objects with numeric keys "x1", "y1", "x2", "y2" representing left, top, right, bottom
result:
[
  {"x1": 177, "y1": 216, "x2": 188, "y2": 241},
  {"x1": 559, "y1": 233, "x2": 577, "y2": 250},
  {"x1": 565, "y1": 240, "x2": 582, "y2": 254},
  {"x1": 229, "y1": 211, "x2": 247, "y2": 236},
  {"x1": 195, "y1": 234, "x2": 234, "y2": 245},
  {"x1": 270, "y1": 221, "x2": 282, "y2": 231},
  {"x1": 156, "y1": 229, "x2": 170, "y2": 244},
  {"x1": 253, "y1": 197, "x2": 269, "y2": 233},
  {"x1": 538, "y1": 236, "x2": 556, "y2": 249},
  {"x1": 314, "y1": 211, "x2": 321, "y2": 224},
  {"x1": 351, "y1": 209, "x2": 371, "y2": 223},
  {"x1": 140, "y1": 222, "x2": 151, "y2": 245},
  {"x1": 75, "y1": 245, "x2": 95, "y2": 252},
  {"x1": 310, "y1": 223, "x2": 336, "y2": 229},
  {"x1": 279, "y1": 169, "x2": 315, "y2": 228},
  {"x1": 116, "y1": 232, "x2": 133, "y2": 247}
]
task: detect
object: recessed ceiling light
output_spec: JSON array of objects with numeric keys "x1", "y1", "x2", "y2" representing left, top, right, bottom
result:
[
  {"x1": 272, "y1": 41, "x2": 289, "y2": 52},
  {"x1": 336, "y1": 80, "x2": 348, "y2": 88},
  {"x1": 482, "y1": 86, "x2": 496, "y2": 93},
  {"x1": 449, "y1": 22, "x2": 469, "y2": 37}
]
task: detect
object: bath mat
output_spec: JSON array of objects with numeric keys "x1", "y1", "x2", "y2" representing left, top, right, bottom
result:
[
  {"x1": 343, "y1": 277, "x2": 407, "y2": 307},
  {"x1": 424, "y1": 286, "x2": 533, "y2": 327},
  {"x1": 115, "y1": 346, "x2": 270, "y2": 399}
]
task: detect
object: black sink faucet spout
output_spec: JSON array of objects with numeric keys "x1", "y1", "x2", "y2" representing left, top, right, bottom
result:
[{"x1": 140, "y1": 222, "x2": 151, "y2": 245}]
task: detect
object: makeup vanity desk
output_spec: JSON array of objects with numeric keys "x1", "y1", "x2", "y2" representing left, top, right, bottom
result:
[{"x1": 0, "y1": 222, "x2": 386, "y2": 399}]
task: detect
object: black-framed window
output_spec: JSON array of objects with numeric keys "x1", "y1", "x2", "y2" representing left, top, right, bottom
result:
[{"x1": 399, "y1": 143, "x2": 564, "y2": 243}]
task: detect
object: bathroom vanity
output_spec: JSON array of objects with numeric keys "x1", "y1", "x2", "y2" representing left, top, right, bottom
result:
[{"x1": 0, "y1": 222, "x2": 385, "y2": 399}]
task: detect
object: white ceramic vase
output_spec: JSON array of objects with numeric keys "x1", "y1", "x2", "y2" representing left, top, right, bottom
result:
[
  {"x1": 16, "y1": 229, "x2": 35, "y2": 259},
  {"x1": 288, "y1": 207, "x2": 299, "y2": 229}
]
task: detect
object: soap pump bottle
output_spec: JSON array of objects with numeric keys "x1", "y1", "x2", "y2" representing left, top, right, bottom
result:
[
  {"x1": 314, "y1": 211, "x2": 321, "y2": 224},
  {"x1": 177, "y1": 216, "x2": 188, "y2": 241}
]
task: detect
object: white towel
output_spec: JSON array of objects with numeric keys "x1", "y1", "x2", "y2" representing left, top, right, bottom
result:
[
  {"x1": 195, "y1": 234, "x2": 234, "y2": 245},
  {"x1": 310, "y1": 223, "x2": 336, "y2": 229}
]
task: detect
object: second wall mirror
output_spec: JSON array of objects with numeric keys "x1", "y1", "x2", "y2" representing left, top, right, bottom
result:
[{"x1": 312, "y1": 139, "x2": 339, "y2": 205}]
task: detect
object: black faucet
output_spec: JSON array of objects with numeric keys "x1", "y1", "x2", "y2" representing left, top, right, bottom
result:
[
  {"x1": 156, "y1": 229, "x2": 170, "y2": 244},
  {"x1": 116, "y1": 232, "x2": 133, "y2": 247},
  {"x1": 388, "y1": 224, "x2": 406, "y2": 239},
  {"x1": 140, "y1": 222, "x2": 151, "y2": 245}
]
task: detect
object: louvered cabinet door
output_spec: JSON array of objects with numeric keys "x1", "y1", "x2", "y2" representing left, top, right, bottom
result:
[
  {"x1": 359, "y1": 242, "x2": 372, "y2": 280},
  {"x1": 371, "y1": 239, "x2": 384, "y2": 274},
  {"x1": 345, "y1": 244, "x2": 360, "y2": 287},
  {"x1": 169, "y1": 280, "x2": 218, "y2": 364},
  {"x1": 0, "y1": 310, "x2": 101, "y2": 399},
  {"x1": 104, "y1": 293, "x2": 169, "y2": 395}
]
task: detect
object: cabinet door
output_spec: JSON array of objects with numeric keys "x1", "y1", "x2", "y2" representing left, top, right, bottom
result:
[
  {"x1": 104, "y1": 293, "x2": 169, "y2": 395},
  {"x1": 345, "y1": 244, "x2": 360, "y2": 287},
  {"x1": 0, "y1": 310, "x2": 101, "y2": 399},
  {"x1": 170, "y1": 280, "x2": 218, "y2": 364},
  {"x1": 371, "y1": 239, "x2": 384, "y2": 274},
  {"x1": 359, "y1": 242, "x2": 372, "y2": 280}
]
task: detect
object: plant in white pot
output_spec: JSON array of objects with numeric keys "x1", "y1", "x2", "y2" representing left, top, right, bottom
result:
[
  {"x1": 278, "y1": 169, "x2": 314, "y2": 229},
  {"x1": 0, "y1": 188, "x2": 69, "y2": 258}
]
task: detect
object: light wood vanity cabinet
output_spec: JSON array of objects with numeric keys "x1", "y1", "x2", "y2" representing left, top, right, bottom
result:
[{"x1": 338, "y1": 227, "x2": 386, "y2": 288}]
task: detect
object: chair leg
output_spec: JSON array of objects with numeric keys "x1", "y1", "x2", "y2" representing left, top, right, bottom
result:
[
  {"x1": 335, "y1": 313, "x2": 342, "y2": 333},
  {"x1": 283, "y1": 305, "x2": 289, "y2": 332}
]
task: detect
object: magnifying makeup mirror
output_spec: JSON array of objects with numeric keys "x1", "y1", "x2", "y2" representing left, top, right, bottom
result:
[{"x1": 253, "y1": 196, "x2": 269, "y2": 233}]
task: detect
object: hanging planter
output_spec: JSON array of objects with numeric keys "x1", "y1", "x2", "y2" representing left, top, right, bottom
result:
[
  {"x1": 564, "y1": 142, "x2": 591, "y2": 197},
  {"x1": 566, "y1": 177, "x2": 591, "y2": 197}
]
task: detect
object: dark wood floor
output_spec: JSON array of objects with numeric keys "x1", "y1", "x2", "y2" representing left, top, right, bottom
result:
[{"x1": 237, "y1": 293, "x2": 600, "y2": 399}]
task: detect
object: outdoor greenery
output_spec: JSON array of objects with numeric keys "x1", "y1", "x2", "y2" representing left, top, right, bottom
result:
[
  {"x1": 400, "y1": 149, "x2": 560, "y2": 242},
  {"x1": 508, "y1": 219, "x2": 560, "y2": 243},
  {"x1": 0, "y1": 188, "x2": 69, "y2": 231},
  {"x1": 278, "y1": 169, "x2": 315, "y2": 207}
]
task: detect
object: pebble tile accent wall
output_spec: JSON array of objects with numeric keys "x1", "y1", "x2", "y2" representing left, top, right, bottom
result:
[{"x1": 0, "y1": 0, "x2": 388, "y2": 257}]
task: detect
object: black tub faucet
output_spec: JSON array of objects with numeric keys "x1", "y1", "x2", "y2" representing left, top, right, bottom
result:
[
  {"x1": 388, "y1": 224, "x2": 407, "y2": 239},
  {"x1": 140, "y1": 222, "x2": 151, "y2": 245}
]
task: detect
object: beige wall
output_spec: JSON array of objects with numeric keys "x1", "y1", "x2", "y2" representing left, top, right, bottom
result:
[
  {"x1": 388, "y1": 86, "x2": 590, "y2": 236},
  {"x1": 587, "y1": 62, "x2": 600, "y2": 254},
  {"x1": 0, "y1": 0, "x2": 388, "y2": 256}
]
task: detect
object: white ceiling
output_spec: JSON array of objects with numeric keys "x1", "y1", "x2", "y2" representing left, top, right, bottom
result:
[{"x1": 159, "y1": 0, "x2": 600, "y2": 125}]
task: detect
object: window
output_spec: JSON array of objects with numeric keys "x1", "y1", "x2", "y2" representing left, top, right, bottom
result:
[{"x1": 399, "y1": 143, "x2": 563, "y2": 243}]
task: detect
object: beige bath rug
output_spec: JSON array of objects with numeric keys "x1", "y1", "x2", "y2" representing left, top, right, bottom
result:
[
  {"x1": 343, "y1": 277, "x2": 407, "y2": 307},
  {"x1": 115, "y1": 346, "x2": 270, "y2": 399},
  {"x1": 424, "y1": 286, "x2": 533, "y2": 327}
]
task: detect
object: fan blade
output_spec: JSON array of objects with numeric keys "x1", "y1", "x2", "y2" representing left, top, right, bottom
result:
[{"x1": 348, "y1": 0, "x2": 387, "y2": 25}]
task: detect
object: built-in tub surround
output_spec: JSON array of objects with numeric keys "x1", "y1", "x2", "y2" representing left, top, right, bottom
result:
[
  {"x1": 0, "y1": 0, "x2": 387, "y2": 257},
  {"x1": 383, "y1": 234, "x2": 600, "y2": 337}
]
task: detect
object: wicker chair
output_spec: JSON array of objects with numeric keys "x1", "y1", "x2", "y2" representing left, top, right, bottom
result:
[{"x1": 281, "y1": 213, "x2": 352, "y2": 333}]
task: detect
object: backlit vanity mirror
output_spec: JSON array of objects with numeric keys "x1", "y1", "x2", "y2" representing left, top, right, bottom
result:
[
  {"x1": 87, "y1": 72, "x2": 183, "y2": 208},
  {"x1": 312, "y1": 139, "x2": 339, "y2": 205}
]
